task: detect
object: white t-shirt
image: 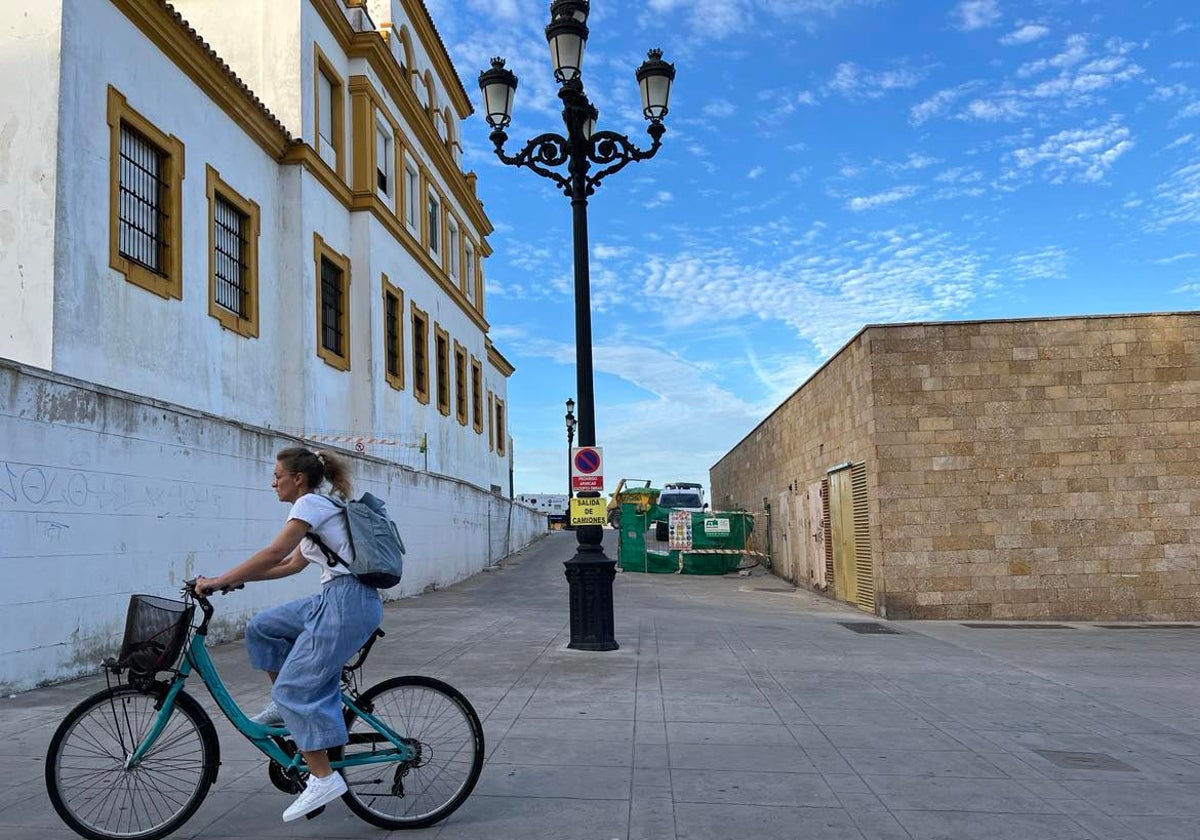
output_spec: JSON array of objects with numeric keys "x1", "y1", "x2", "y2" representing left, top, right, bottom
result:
[{"x1": 289, "y1": 493, "x2": 355, "y2": 584}]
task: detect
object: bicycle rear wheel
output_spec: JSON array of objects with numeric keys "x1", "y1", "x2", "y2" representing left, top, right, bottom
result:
[
  {"x1": 45, "y1": 685, "x2": 219, "y2": 840},
  {"x1": 339, "y1": 675, "x2": 484, "y2": 829}
]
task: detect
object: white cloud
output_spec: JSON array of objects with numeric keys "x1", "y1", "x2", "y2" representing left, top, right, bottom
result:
[
  {"x1": 1153, "y1": 253, "x2": 1197, "y2": 265},
  {"x1": 910, "y1": 85, "x2": 974, "y2": 125},
  {"x1": 1000, "y1": 23, "x2": 1050, "y2": 46},
  {"x1": 1150, "y1": 162, "x2": 1200, "y2": 229},
  {"x1": 748, "y1": 166, "x2": 766, "y2": 179},
  {"x1": 952, "y1": 0, "x2": 1002, "y2": 31},
  {"x1": 1009, "y1": 119, "x2": 1135, "y2": 183},
  {"x1": 1166, "y1": 133, "x2": 1195, "y2": 150},
  {"x1": 797, "y1": 90, "x2": 818, "y2": 106},
  {"x1": 1179, "y1": 101, "x2": 1200, "y2": 120},
  {"x1": 1009, "y1": 246, "x2": 1068, "y2": 280},
  {"x1": 645, "y1": 191, "x2": 675, "y2": 208},
  {"x1": 845, "y1": 186, "x2": 919, "y2": 211},
  {"x1": 828, "y1": 62, "x2": 926, "y2": 100},
  {"x1": 594, "y1": 244, "x2": 636, "y2": 260},
  {"x1": 703, "y1": 98, "x2": 736, "y2": 118},
  {"x1": 636, "y1": 227, "x2": 997, "y2": 357}
]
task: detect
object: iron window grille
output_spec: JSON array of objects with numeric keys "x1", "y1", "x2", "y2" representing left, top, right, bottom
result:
[
  {"x1": 118, "y1": 124, "x2": 169, "y2": 275},
  {"x1": 412, "y1": 311, "x2": 429, "y2": 398},
  {"x1": 435, "y1": 332, "x2": 450, "y2": 413},
  {"x1": 384, "y1": 290, "x2": 401, "y2": 378},
  {"x1": 213, "y1": 195, "x2": 249, "y2": 317},
  {"x1": 455, "y1": 346, "x2": 468, "y2": 424},
  {"x1": 320, "y1": 257, "x2": 345, "y2": 357}
]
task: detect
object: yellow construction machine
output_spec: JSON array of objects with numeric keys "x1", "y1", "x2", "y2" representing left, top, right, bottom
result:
[{"x1": 605, "y1": 478, "x2": 660, "y2": 528}]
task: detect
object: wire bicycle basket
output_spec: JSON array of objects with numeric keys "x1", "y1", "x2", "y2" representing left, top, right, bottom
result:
[{"x1": 117, "y1": 594, "x2": 195, "y2": 678}]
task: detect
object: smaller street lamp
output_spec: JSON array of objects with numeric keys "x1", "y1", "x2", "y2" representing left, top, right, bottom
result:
[
  {"x1": 565, "y1": 398, "x2": 577, "y2": 503},
  {"x1": 565, "y1": 398, "x2": 577, "y2": 530}
]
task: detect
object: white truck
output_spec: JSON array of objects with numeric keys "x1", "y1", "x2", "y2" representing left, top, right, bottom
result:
[
  {"x1": 516, "y1": 494, "x2": 569, "y2": 527},
  {"x1": 652, "y1": 482, "x2": 707, "y2": 541}
]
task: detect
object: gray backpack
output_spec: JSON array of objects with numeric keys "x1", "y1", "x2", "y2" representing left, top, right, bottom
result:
[{"x1": 305, "y1": 493, "x2": 405, "y2": 589}]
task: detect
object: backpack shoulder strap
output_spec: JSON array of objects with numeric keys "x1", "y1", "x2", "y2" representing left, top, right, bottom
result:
[
  {"x1": 305, "y1": 528, "x2": 344, "y2": 568},
  {"x1": 304, "y1": 494, "x2": 348, "y2": 568}
]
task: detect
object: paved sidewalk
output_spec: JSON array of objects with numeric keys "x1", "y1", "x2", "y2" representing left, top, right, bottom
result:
[{"x1": 4, "y1": 530, "x2": 1200, "y2": 839}]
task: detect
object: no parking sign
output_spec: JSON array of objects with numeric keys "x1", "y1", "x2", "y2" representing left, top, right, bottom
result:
[{"x1": 570, "y1": 446, "x2": 604, "y2": 492}]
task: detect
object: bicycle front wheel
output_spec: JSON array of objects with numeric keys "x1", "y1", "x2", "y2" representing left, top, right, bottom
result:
[
  {"x1": 340, "y1": 675, "x2": 484, "y2": 830},
  {"x1": 45, "y1": 685, "x2": 219, "y2": 840}
]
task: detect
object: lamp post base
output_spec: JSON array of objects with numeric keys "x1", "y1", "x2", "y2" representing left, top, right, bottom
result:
[{"x1": 563, "y1": 526, "x2": 618, "y2": 651}]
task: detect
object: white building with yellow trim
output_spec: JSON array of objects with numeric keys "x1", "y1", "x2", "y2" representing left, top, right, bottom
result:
[{"x1": 1, "y1": 0, "x2": 514, "y2": 492}]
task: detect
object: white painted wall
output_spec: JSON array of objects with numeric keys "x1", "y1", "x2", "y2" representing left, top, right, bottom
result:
[
  {"x1": 0, "y1": 0, "x2": 64, "y2": 370},
  {"x1": 37, "y1": 0, "x2": 511, "y2": 491},
  {"x1": 0, "y1": 359, "x2": 546, "y2": 693}
]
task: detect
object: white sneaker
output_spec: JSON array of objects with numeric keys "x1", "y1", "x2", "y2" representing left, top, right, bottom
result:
[
  {"x1": 250, "y1": 700, "x2": 285, "y2": 727},
  {"x1": 282, "y1": 772, "x2": 347, "y2": 822}
]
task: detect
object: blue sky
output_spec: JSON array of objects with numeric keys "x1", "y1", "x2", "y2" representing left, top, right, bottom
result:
[{"x1": 425, "y1": 0, "x2": 1199, "y2": 498}]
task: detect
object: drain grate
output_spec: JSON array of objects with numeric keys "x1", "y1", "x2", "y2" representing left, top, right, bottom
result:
[
  {"x1": 962, "y1": 623, "x2": 1072, "y2": 629},
  {"x1": 838, "y1": 622, "x2": 900, "y2": 635},
  {"x1": 1033, "y1": 750, "x2": 1137, "y2": 772}
]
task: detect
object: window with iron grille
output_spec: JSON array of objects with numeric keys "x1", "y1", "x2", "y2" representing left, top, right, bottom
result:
[
  {"x1": 213, "y1": 195, "x2": 249, "y2": 317},
  {"x1": 471, "y1": 357, "x2": 484, "y2": 433},
  {"x1": 411, "y1": 305, "x2": 429, "y2": 403},
  {"x1": 107, "y1": 87, "x2": 183, "y2": 300},
  {"x1": 206, "y1": 166, "x2": 260, "y2": 337},
  {"x1": 435, "y1": 327, "x2": 450, "y2": 415},
  {"x1": 454, "y1": 343, "x2": 468, "y2": 425},
  {"x1": 495, "y1": 398, "x2": 506, "y2": 455},
  {"x1": 383, "y1": 280, "x2": 404, "y2": 390},
  {"x1": 118, "y1": 124, "x2": 169, "y2": 275},
  {"x1": 320, "y1": 257, "x2": 344, "y2": 356},
  {"x1": 427, "y1": 192, "x2": 440, "y2": 256},
  {"x1": 313, "y1": 234, "x2": 351, "y2": 371}
]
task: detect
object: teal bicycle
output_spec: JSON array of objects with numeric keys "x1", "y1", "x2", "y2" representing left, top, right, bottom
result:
[{"x1": 44, "y1": 581, "x2": 485, "y2": 839}]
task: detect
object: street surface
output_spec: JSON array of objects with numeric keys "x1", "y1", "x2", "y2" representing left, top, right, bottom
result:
[{"x1": 3, "y1": 530, "x2": 1199, "y2": 839}]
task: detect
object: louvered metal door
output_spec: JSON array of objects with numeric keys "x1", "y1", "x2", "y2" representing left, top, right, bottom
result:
[{"x1": 851, "y1": 462, "x2": 875, "y2": 613}]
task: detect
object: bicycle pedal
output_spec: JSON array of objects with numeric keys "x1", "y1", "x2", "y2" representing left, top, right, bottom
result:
[{"x1": 305, "y1": 805, "x2": 326, "y2": 820}]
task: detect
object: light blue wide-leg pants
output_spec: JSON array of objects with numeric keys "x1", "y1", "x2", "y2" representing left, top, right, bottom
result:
[{"x1": 245, "y1": 576, "x2": 382, "y2": 751}]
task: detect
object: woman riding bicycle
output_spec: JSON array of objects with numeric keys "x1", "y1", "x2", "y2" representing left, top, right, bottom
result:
[{"x1": 195, "y1": 446, "x2": 382, "y2": 822}]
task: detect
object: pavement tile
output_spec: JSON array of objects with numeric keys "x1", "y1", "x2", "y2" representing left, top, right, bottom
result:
[
  {"x1": 670, "y1": 769, "x2": 841, "y2": 808},
  {"x1": 8, "y1": 531, "x2": 1200, "y2": 840},
  {"x1": 673, "y1": 802, "x2": 865, "y2": 840},
  {"x1": 891, "y1": 810, "x2": 1097, "y2": 840}
]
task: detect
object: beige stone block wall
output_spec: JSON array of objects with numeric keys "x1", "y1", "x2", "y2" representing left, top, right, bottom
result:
[
  {"x1": 872, "y1": 314, "x2": 1200, "y2": 621},
  {"x1": 711, "y1": 332, "x2": 879, "y2": 588}
]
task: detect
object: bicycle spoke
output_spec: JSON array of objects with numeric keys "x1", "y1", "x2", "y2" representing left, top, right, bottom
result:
[{"x1": 48, "y1": 687, "x2": 215, "y2": 840}]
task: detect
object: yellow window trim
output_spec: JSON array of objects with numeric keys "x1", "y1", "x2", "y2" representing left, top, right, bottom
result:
[
  {"x1": 107, "y1": 86, "x2": 185, "y2": 300},
  {"x1": 313, "y1": 233, "x2": 352, "y2": 371},
  {"x1": 470, "y1": 355, "x2": 484, "y2": 434},
  {"x1": 205, "y1": 165, "x2": 260, "y2": 338},
  {"x1": 494, "y1": 395, "x2": 506, "y2": 455},
  {"x1": 382, "y1": 274, "x2": 405, "y2": 391},
  {"x1": 314, "y1": 44, "x2": 347, "y2": 181},
  {"x1": 410, "y1": 301, "x2": 430, "y2": 404},
  {"x1": 453, "y1": 340, "x2": 468, "y2": 426},
  {"x1": 433, "y1": 322, "x2": 451, "y2": 416}
]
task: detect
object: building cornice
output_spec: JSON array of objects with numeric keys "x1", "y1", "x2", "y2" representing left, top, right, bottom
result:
[
  {"x1": 486, "y1": 341, "x2": 515, "y2": 378},
  {"x1": 312, "y1": 0, "x2": 493, "y2": 240},
  {"x1": 110, "y1": 0, "x2": 294, "y2": 158}
]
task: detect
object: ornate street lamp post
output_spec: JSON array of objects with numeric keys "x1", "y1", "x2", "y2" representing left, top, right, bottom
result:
[
  {"x1": 564, "y1": 398, "x2": 576, "y2": 529},
  {"x1": 479, "y1": 0, "x2": 676, "y2": 651},
  {"x1": 564, "y1": 397, "x2": 577, "y2": 495}
]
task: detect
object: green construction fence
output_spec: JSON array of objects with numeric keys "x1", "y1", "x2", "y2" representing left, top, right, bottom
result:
[{"x1": 617, "y1": 503, "x2": 763, "y2": 574}]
